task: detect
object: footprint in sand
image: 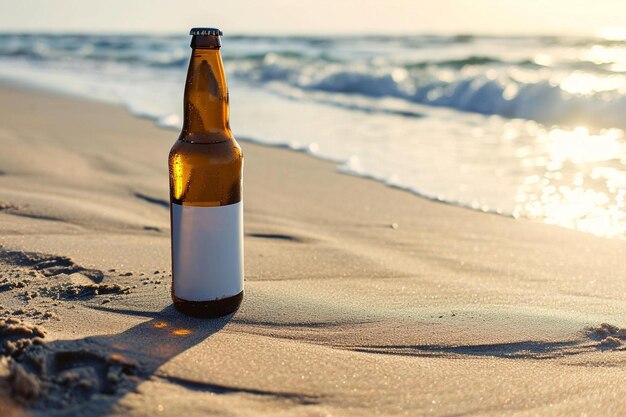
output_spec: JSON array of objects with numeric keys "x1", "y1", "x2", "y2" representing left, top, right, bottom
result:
[
  {"x1": 0, "y1": 317, "x2": 137, "y2": 407},
  {"x1": 0, "y1": 250, "x2": 104, "y2": 282}
]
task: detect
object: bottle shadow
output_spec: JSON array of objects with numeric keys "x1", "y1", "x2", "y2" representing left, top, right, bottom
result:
[{"x1": 11, "y1": 305, "x2": 232, "y2": 415}]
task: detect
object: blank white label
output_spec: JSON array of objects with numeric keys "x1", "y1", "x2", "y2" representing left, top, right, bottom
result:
[{"x1": 171, "y1": 201, "x2": 243, "y2": 301}]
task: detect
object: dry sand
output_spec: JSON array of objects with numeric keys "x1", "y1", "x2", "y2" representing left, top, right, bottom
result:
[{"x1": 0, "y1": 84, "x2": 625, "y2": 416}]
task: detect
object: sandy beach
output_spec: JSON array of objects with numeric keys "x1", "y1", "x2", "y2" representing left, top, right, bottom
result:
[{"x1": 0, "y1": 84, "x2": 625, "y2": 416}]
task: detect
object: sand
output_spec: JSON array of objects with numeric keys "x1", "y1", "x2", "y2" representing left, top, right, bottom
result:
[{"x1": 0, "y1": 84, "x2": 625, "y2": 416}]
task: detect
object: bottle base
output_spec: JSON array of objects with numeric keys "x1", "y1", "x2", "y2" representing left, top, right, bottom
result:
[{"x1": 173, "y1": 291, "x2": 243, "y2": 318}]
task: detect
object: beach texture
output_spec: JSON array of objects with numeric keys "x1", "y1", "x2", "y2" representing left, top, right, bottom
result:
[{"x1": 0, "y1": 85, "x2": 625, "y2": 416}]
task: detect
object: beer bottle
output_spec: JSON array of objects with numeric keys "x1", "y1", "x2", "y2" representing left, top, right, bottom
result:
[{"x1": 168, "y1": 28, "x2": 243, "y2": 318}]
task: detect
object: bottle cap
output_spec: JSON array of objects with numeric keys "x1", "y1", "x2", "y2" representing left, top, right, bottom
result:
[{"x1": 189, "y1": 28, "x2": 223, "y2": 36}]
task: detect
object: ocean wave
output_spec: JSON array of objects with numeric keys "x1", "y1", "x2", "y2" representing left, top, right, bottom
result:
[
  {"x1": 2, "y1": 33, "x2": 626, "y2": 128},
  {"x1": 227, "y1": 54, "x2": 626, "y2": 128}
]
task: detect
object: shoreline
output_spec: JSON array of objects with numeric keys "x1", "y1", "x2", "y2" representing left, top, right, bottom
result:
[
  {"x1": 1, "y1": 83, "x2": 625, "y2": 416},
  {"x1": 2, "y1": 78, "x2": 621, "y2": 243}
]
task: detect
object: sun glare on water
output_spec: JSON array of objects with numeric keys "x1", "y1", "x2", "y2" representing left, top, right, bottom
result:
[{"x1": 515, "y1": 126, "x2": 626, "y2": 238}]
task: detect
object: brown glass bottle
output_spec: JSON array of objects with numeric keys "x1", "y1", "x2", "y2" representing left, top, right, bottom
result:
[{"x1": 168, "y1": 28, "x2": 243, "y2": 318}]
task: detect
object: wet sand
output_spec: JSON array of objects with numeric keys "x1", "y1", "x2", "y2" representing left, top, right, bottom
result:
[{"x1": 0, "y1": 84, "x2": 625, "y2": 416}]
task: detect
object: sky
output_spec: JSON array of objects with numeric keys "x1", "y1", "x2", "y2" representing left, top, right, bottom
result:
[{"x1": 2, "y1": 0, "x2": 626, "y2": 36}]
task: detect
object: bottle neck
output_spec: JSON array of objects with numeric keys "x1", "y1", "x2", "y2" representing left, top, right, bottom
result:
[{"x1": 181, "y1": 47, "x2": 232, "y2": 141}]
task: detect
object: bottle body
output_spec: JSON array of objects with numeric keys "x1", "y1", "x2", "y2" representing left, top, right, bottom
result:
[{"x1": 169, "y1": 29, "x2": 243, "y2": 318}]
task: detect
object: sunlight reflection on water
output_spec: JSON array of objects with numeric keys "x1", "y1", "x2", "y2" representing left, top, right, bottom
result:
[{"x1": 515, "y1": 126, "x2": 626, "y2": 237}]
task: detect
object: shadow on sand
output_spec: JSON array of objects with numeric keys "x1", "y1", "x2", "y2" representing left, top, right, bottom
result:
[{"x1": 5, "y1": 306, "x2": 314, "y2": 416}]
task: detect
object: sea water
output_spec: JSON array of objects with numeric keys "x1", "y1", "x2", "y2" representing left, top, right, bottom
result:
[{"x1": 0, "y1": 33, "x2": 624, "y2": 238}]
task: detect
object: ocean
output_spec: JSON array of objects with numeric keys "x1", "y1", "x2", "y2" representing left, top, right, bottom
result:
[{"x1": 0, "y1": 33, "x2": 624, "y2": 238}]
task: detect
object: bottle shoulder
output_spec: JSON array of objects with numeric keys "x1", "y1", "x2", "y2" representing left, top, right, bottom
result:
[{"x1": 169, "y1": 135, "x2": 242, "y2": 164}]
